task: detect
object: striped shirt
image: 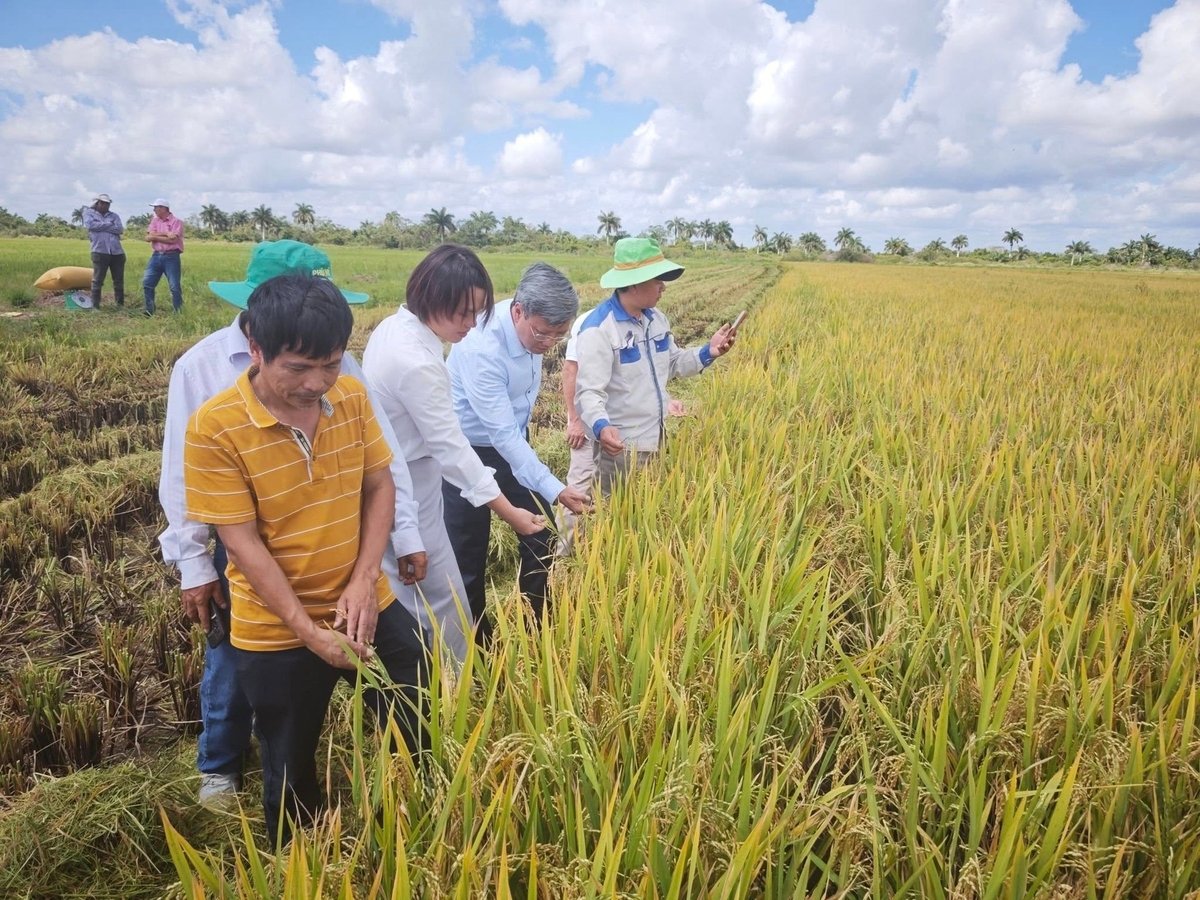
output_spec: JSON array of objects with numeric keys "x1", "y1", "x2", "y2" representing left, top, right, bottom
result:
[
  {"x1": 184, "y1": 369, "x2": 396, "y2": 651},
  {"x1": 148, "y1": 212, "x2": 184, "y2": 253}
]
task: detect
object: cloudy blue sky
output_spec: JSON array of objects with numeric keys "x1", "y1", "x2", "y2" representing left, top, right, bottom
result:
[{"x1": 1, "y1": 0, "x2": 1196, "y2": 252}]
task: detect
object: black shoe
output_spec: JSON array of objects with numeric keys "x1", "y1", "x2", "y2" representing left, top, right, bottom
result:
[{"x1": 143, "y1": 309, "x2": 154, "y2": 318}]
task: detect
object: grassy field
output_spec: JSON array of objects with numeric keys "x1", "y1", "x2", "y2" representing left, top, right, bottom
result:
[{"x1": 1, "y1": 240, "x2": 1198, "y2": 896}]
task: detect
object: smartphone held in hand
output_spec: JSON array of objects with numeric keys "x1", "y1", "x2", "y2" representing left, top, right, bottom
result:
[
  {"x1": 206, "y1": 601, "x2": 231, "y2": 648},
  {"x1": 730, "y1": 310, "x2": 748, "y2": 333}
]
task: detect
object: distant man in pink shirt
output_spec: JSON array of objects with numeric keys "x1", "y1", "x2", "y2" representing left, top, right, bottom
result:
[{"x1": 142, "y1": 198, "x2": 185, "y2": 316}]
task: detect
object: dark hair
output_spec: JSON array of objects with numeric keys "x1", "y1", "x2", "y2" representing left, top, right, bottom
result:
[
  {"x1": 245, "y1": 274, "x2": 353, "y2": 363},
  {"x1": 514, "y1": 262, "x2": 578, "y2": 326},
  {"x1": 406, "y1": 243, "x2": 494, "y2": 326}
]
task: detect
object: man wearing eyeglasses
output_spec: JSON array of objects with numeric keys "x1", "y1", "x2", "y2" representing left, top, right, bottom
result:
[{"x1": 444, "y1": 262, "x2": 590, "y2": 643}]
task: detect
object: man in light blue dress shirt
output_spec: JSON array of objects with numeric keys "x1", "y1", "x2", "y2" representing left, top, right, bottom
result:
[{"x1": 443, "y1": 263, "x2": 589, "y2": 644}]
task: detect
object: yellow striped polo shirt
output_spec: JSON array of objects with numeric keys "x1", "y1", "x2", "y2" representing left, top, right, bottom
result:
[{"x1": 184, "y1": 369, "x2": 396, "y2": 651}]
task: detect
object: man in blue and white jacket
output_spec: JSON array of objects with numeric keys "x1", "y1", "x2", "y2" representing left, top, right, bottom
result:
[{"x1": 575, "y1": 238, "x2": 736, "y2": 495}]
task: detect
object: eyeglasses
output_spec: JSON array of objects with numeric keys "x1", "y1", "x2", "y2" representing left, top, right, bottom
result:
[
  {"x1": 530, "y1": 325, "x2": 568, "y2": 344},
  {"x1": 516, "y1": 305, "x2": 569, "y2": 343}
]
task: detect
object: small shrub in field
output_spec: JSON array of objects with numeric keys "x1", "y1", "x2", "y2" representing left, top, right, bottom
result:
[
  {"x1": 58, "y1": 696, "x2": 106, "y2": 770},
  {"x1": 6, "y1": 286, "x2": 35, "y2": 308},
  {"x1": 834, "y1": 246, "x2": 873, "y2": 263},
  {"x1": 12, "y1": 661, "x2": 66, "y2": 768}
]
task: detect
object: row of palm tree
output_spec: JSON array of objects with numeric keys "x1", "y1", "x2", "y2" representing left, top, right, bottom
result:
[
  {"x1": 750, "y1": 227, "x2": 827, "y2": 256},
  {"x1": 661, "y1": 217, "x2": 735, "y2": 249},
  {"x1": 1065, "y1": 240, "x2": 1092, "y2": 265},
  {"x1": 594, "y1": 212, "x2": 739, "y2": 250},
  {"x1": 877, "y1": 232, "x2": 1167, "y2": 266},
  {"x1": 753, "y1": 227, "x2": 1095, "y2": 263},
  {"x1": 201, "y1": 203, "x2": 465, "y2": 244},
  {"x1": 197, "y1": 204, "x2": 286, "y2": 241},
  {"x1": 1122, "y1": 233, "x2": 1161, "y2": 265},
  {"x1": 57, "y1": 203, "x2": 1196, "y2": 266},
  {"x1": 882, "y1": 235, "x2": 969, "y2": 257}
]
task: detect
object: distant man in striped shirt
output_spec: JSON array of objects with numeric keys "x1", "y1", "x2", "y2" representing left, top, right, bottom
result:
[{"x1": 184, "y1": 273, "x2": 427, "y2": 845}]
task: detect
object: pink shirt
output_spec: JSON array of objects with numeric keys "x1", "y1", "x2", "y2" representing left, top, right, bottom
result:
[{"x1": 148, "y1": 213, "x2": 185, "y2": 253}]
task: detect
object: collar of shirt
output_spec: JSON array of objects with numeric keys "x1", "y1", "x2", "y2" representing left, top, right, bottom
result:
[
  {"x1": 605, "y1": 292, "x2": 655, "y2": 325},
  {"x1": 495, "y1": 298, "x2": 534, "y2": 360},
  {"x1": 397, "y1": 305, "x2": 445, "y2": 357},
  {"x1": 221, "y1": 315, "x2": 252, "y2": 369},
  {"x1": 234, "y1": 367, "x2": 333, "y2": 429}
]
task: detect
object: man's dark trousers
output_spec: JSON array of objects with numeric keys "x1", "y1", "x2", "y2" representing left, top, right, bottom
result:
[
  {"x1": 233, "y1": 601, "x2": 429, "y2": 845},
  {"x1": 90, "y1": 251, "x2": 126, "y2": 306},
  {"x1": 442, "y1": 445, "x2": 554, "y2": 647}
]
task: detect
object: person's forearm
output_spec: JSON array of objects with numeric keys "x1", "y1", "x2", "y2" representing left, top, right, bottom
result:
[
  {"x1": 160, "y1": 444, "x2": 215, "y2": 584},
  {"x1": 390, "y1": 472, "x2": 424, "y2": 558},
  {"x1": 562, "y1": 361, "x2": 580, "y2": 423},
  {"x1": 176, "y1": 552, "x2": 220, "y2": 590},
  {"x1": 364, "y1": 380, "x2": 424, "y2": 557},
  {"x1": 482, "y1": 414, "x2": 561, "y2": 499},
  {"x1": 350, "y1": 471, "x2": 394, "y2": 586},
  {"x1": 487, "y1": 493, "x2": 528, "y2": 527},
  {"x1": 160, "y1": 372, "x2": 219, "y2": 588},
  {"x1": 160, "y1": 519, "x2": 220, "y2": 588}
]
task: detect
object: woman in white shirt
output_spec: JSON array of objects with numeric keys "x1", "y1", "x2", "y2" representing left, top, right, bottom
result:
[{"x1": 363, "y1": 244, "x2": 544, "y2": 662}]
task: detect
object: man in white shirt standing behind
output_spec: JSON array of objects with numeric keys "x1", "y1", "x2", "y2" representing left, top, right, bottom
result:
[{"x1": 158, "y1": 240, "x2": 426, "y2": 807}]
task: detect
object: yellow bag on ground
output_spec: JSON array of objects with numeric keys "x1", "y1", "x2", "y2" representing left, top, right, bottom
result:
[{"x1": 34, "y1": 266, "x2": 93, "y2": 291}]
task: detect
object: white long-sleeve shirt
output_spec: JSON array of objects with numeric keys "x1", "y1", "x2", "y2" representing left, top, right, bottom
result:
[
  {"x1": 158, "y1": 315, "x2": 423, "y2": 589},
  {"x1": 362, "y1": 306, "x2": 501, "y2": 507}
]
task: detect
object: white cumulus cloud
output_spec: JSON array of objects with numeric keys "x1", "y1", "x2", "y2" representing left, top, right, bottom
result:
[
  {"x1": 498, "y1": 127, "x2": 563, "y2": 178},
  {"x1": 0, "y1": 0, "x2": 1195, "y2": 250}
]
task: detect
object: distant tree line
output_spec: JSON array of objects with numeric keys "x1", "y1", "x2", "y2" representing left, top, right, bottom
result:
[
  {"x1": 0, "y1": 204, "x2": 1195, "y2": 268},
  {"x1": 749, "y1": 223, "x2": 1198, "y2": 268}
]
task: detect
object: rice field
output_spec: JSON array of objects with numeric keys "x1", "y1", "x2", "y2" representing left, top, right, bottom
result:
[{"x1": 2, "y1": 241, "x2": 1199, "y2": 897}]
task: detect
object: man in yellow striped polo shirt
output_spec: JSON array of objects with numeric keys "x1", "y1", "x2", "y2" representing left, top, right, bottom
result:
[{"x1": 184, "y1": 273, "x2": 427, "y2": 845}]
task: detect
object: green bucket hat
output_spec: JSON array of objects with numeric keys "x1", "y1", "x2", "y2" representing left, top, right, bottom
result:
[
  {"x1": 208, "y1": 240, "x2": 369, "y2": 309},
  {"x1": 599, "y1": 237, "x2": 685, "y2": 289}
]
